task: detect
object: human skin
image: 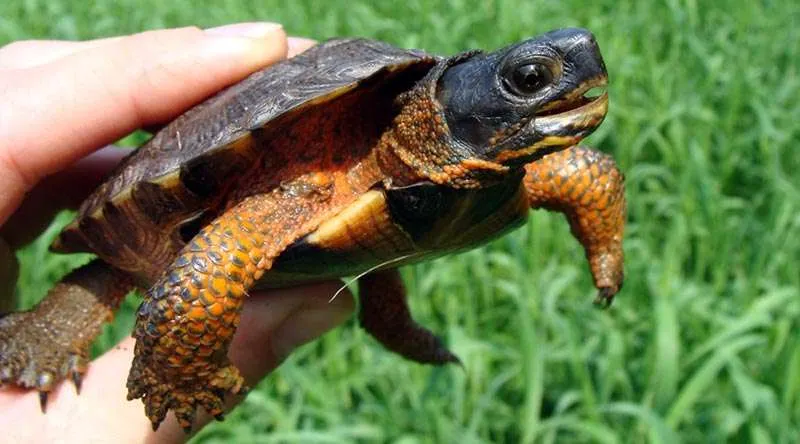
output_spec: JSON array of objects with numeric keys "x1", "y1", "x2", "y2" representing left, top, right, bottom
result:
[{"x1": 0, "y1": 23, "x2": 354, "y2": 443}]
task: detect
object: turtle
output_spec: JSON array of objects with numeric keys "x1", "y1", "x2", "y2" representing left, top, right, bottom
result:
[{"x1": 0, "y1": 28, "x2": 624, "y2": 432}]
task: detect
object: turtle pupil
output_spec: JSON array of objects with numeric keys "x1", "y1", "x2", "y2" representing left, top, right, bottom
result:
[{"x1": 511, "y1": 63, "x2": 551, "y2": 94}]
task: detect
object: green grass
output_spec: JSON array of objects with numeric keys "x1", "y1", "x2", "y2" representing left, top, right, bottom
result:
[{"x1": 3, "y1": 0, "x2": 800, "y2": 442}]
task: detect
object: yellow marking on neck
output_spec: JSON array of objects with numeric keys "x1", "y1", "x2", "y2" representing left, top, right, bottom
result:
[
  {"x1": 494, "y1": 136, "x2": 578, "y2": 163},
  {"x1": 460, "y1": 158, "x2": 509, "y2": 172}
]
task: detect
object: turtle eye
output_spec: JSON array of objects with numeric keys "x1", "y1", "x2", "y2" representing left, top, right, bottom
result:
[{"x1": 504, "y1": 62, "x2": 553, "y2": 95}]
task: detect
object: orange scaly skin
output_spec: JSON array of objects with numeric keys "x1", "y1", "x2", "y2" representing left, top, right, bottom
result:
[
  {"x1": 376, "y1": 87, "x2": 510, "y2": 188},
  {"x1": 126, "y1": 166, "x2": 382, "y2": 431},
  {"x1": 524, "y1": 145, "x2": 625, "y2": 305},
  {"x1": 126, "y1": 200, "x2": 270, "y2": 430}
]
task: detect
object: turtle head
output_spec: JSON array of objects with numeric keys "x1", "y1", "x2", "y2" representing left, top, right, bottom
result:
[{"x1": 436, "y1": 28, "x2": 609, "y2": 166}]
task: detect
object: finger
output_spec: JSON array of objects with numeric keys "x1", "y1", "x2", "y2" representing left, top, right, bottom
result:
[
  {"x1": 0, "y1": 37, "x2": 122, "y2": 70},
  {"x1": 0, "y1": 23, "x2": 288, "y2": 225},
  {"x1": 139, "y1": 35, "x2": 314, "y2": 136},
  {"x1": 230, "y1": 281, "x2": 355, "y2": 383},
  {"x1": 0, "y1": 282, "x2": 354, "y2": 444},
  {"x1": 2, "y1": 35, "x2": 313, "y2": 245},
  {"x1": 0, "y1": 36, "x2": 312, "y2": 139},
  {"x1": 0, "y1": 145, "x2": 131, "y2": 249},
  {"x1": 37, "y1": 145, "x2": 133, "y2": 203},
  {"x1": 0, "y1": 35, "x2": 309, "y2": 92}
]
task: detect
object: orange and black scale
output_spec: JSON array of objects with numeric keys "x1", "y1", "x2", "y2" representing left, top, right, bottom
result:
[
  {"x1": 523, "y1": 145, "x2": 625, "y2": 304},
  {"x1": 376, "y1": 83, "x2": 509, "y2": 189}
]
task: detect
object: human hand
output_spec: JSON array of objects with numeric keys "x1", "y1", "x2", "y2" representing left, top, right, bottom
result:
[{"x1": 0, "y1": 23, "x2": 354, "y2": 443}]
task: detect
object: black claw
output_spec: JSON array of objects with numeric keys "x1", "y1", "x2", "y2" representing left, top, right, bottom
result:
[
  {"x1": 593, "y1": 287, "x2": 616, "y2": 308},
  {"x1": 214, "y1": 413, "x2": 225, "y2": 421},
  {"x1": 72, "y1": 373, "x2": 83, "y2": 394},
  {"x1": 38, "y1": 391, "x2": 48, "y2": 413},
  {"x1": 430, "y1": 346, "x2": 463, "y2": 367},
  {"x1": 176, "y1": 409, "x2": 197, "y2": 434},
  {"x1": 126, "y1": 380, "x2": 142, "y2": 400},
  {"x1": 448, "y1": 353, "x2": 465, "y2": 370}
]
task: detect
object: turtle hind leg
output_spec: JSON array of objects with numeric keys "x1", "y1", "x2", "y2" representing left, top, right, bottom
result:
[
  {"x1": 0, "y1": 259, "x2": 133, "y2": 409},
  {"x1": 358, "y1": 268, "x2": 460, "y2": 365}
]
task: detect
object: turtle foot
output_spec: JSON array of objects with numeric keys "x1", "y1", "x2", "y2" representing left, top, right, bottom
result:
[
  {"x1": 393, "y1": 323, "x2": 462, "y2": 366},
  {"x1": 0, "y1": 311, "x2": 89, "y2": 410},
  {"x1": 358, "y1": 269, "x2": 462, "y2": 366},
  {"x1": 126, "y1": 355, "x2": 247, "y2": 433}
]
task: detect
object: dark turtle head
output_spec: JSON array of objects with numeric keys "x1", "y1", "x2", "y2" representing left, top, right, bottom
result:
[{"x1": 436, "y1": 28, "x2": 609, "y2": 165}]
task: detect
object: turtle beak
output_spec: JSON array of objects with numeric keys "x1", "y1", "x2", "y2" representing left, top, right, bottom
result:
[
  {"x1": 494, "y1": 87, "x2": 607, "y2": 164},
  {"x1": 531, "y1": 79, "x2": 609, "y2": 140}
]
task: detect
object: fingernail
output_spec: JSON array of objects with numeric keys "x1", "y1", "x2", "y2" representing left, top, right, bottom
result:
[
  {"x1": 205, "y1": 22, "x2": 283, "y2": 39},
  {"x1": 287, "y1": 37, "x2": 317, "y2": 57}
]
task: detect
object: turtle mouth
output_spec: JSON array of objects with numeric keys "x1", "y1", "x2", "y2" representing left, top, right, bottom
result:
[
  {"x1": 536, "y1": 79, "x2": 609, "y2": 117},
  {"x1": 532, "y1": 77, "x2": 609, "y2": 137},
  {"x1": 490, "y1": 77, "x2": 608, "y2": 163}
]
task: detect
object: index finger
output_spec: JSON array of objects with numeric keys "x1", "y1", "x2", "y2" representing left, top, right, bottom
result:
[{"x1": 0, "y1": 23, "x2": 289, "y2": 225}]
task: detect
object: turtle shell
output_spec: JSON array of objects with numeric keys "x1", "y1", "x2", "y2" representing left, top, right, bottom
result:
[{"x1": 54, "y1": 38, "x2": 438, "y2": 282}]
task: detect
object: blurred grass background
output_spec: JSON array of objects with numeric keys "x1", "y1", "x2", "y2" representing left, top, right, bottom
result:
[{"x1": 2, "y1": 0, "x2": 799, "y2": 442}]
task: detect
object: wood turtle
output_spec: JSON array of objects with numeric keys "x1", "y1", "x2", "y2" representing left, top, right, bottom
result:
[{"x1": 0, "y1": 28, "x2": 624, "y2": 432}]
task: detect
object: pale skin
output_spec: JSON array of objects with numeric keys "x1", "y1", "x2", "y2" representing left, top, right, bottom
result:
[{"x1": 0, "y1": 23, "x2": 355, "y2": 443}]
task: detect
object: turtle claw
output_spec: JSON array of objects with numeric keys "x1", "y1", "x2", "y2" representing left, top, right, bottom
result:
[
  {"x1": 127, "y1": 356, "x2": 247, "y2": 432},
  {"x1": 38, "y1": 391, "x2": 49, "y2": 412},
  {"x1": 593, "y1": 285, "x2": 620, "y2": 308},
  {"x1": 144, "y1": 392, "x2": 170, "y2": 431},
  {"x1": 0, "y1": 311, "x2": 90, "y2": 411},
  {"x1": 71, "y1": 372, "x2": 83, "y2": 394},
  {"x1": 174, "y1": 406, "x2": 197, "y2": 434}
]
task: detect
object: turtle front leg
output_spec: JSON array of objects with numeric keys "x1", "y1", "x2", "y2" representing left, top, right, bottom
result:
[
  {"x1": 126, "y1": 192, "x2": 321, "y2": 432},
  {"x1": 524, "y1": 145, "x2": 626, "y2": 306},
  {"x1": 359, "y1": 268, "x2": 460, "y2": 365},
  {"x1": 0, "y1": 260, "x2": 133, "y2": 409}
]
